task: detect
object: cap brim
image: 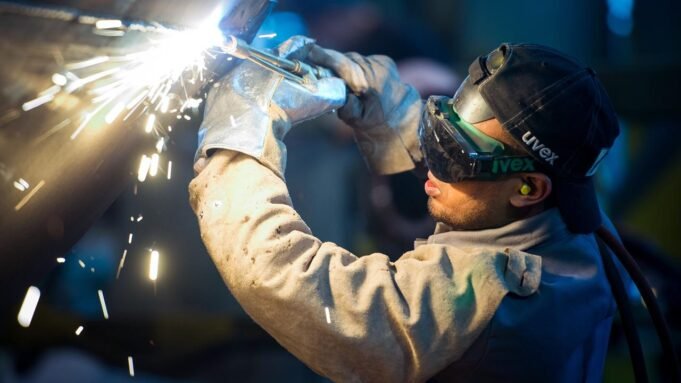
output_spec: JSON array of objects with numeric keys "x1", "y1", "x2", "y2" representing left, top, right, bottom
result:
[{"x1": 554, "y1": 177, "x2": 602, "y2": 234}]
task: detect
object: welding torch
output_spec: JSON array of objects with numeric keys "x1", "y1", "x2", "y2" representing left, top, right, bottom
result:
[{"x1": 219, "y1": 35, "x2": 336, "y2": 85}]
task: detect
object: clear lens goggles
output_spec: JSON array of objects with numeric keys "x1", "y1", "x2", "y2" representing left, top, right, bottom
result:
[{"x1": 418, "y1": 95, "x2": 538, "y2": 183}]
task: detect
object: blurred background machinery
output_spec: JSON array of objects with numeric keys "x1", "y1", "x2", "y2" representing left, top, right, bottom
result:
[{"x1": 1, "y1": 0, "x2": 680, "y2": 382}]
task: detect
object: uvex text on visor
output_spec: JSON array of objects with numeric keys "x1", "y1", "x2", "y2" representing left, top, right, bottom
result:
[{"x1": 418, "y1": 95, "x2": 538, "y2": 183}]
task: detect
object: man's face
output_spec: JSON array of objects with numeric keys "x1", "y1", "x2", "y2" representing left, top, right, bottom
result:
[{"x1": 425, "y1": 118, "x2": 526, "y2": 231}]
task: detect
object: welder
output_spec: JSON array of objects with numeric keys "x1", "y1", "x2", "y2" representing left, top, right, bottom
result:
[{"x1": 189, "y1": 37, "x2": 621, "y2": 382}]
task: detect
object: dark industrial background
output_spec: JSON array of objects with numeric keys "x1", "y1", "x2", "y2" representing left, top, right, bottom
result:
[{"x1": 1, "y1": 0, "x2": 680, "y2": 382}]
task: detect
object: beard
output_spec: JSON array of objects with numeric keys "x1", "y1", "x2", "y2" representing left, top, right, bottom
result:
[{"x1": 427, "y1": 197, "x2": 521, "y2": 231}]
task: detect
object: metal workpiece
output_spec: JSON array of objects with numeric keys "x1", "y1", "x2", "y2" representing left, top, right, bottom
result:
[
  {"x1": 0, "y1": 0, "x2": 276, "y2": 310},
  {"x1": 0, "y1": 0, "x2": 239, "y2": 31}
]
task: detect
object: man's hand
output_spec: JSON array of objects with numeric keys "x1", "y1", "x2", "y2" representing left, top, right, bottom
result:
[
  {"x1": 307, "y1": 46, "x2": 423, "y2": 174},
  {"x1": 194, "y1": 36, "x2": 346, "y2": 176}
]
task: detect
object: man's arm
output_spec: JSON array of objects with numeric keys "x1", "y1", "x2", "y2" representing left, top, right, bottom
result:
[{"x1": 189, "y1": 150, "x2": 541, "y2": 382}]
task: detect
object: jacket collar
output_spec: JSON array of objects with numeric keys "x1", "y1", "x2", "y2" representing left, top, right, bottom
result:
[{"x1": 415, "y1": 208, "x2": 570, "y2": 251}]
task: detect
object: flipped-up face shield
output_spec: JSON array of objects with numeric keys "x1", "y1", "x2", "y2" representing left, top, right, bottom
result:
[
  {"x1": 450, "y1": 47, "x2": 506, "y2": 124},
  {"x1": 418, "y1": 95, "x2": 539, "y2": 183}
]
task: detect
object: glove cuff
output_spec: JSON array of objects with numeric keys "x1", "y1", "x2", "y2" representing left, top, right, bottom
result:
[
  {"x1": 255, "y1": 105, "x2": 290, "y2": 179},
  {"x1": 196, "y1": 106, "x2": 290, "y2": 180},
  {"x1": 353, "y1": 89, "x2": 424, "y2": 175},
  {"x1": 353, "y1": 124, "x2": 416, "y2": 174}
]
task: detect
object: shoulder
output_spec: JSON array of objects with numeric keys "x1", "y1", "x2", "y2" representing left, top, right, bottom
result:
[{"x1": 399, "y1": 245, "x2": 542, "y2": 297}]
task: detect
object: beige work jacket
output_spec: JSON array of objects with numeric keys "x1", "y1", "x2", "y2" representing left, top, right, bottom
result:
[{"x1": 189, "y1": 149, "x2": 541, "y2": 383}]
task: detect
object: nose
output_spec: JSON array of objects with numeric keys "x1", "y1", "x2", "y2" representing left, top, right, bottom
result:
[{"x1": 427, "y1": 170, "x2": 438, "y2": 182}]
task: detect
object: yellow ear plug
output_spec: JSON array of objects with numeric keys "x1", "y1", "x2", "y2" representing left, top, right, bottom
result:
[{"x1": 520, "y1": 183, "x2": 532, "y2": 196}]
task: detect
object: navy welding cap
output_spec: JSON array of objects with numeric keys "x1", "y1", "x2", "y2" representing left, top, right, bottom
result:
[{"x1": 433, "y1": 43, "x2": 619, "y2": 233}]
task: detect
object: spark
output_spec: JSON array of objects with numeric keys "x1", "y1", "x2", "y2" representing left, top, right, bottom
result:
[
  {"x1": 128, "y1": 356, "x2": 135, "y2": 377},
  {"x1": 116, "y1": 249, "x2": 128, "y2": 279},
  {"x1": 95, "y1": 19, "x2": 123, "y2": 30},
  {"x1": 137, "y1": 155, "x2": 151, "y2": 182},
  {"x1": 91, "y1": 81, "x2": 124, "y2": 98},
  {"x1": 39, "y1": 85, "x2": 62, "y2": 97},
  {"x1": 126, "y1": 90, "x2": 149, "y2": 111},
  {"x1": 65, "y1": 71, "x2": 79, "y2": 82},
  {"x1": 325, "y1": 306, "x2": 331, "y2": 324},
  {"x1": 159, "y1": 95, "x2": 170, "y2": 113},
  {"x1": 181, "y1": 98, "x2": 203, "y2": 111},
  {"x1": 97, "y1": 289, "x2": 109, "y2": 319},
  {"x1": 167, "y1": 126, "x2": 173, "y2": 132},
  {"x1": 149, "y1": 250, "x2": 159, "y2": 281},
  {"x1": 65, "y1": 56, "x2": 110, "y2": 70},
  {"x1": 10, "y1": 7, "x2": 228, "y2": 261},
  {"x1": 22, "y1": 94, "x2": 55, "y2": 112},
  {"x1": 149, "y1": 154, "x2": 160, "y2": 177},
  {"x1": 155, "y1": 137, "x2": 165, "y2": 153},
  {"x1": 93, "y1": 29, "x2": 125, "y2": 37},
  {"x1": 75, "y1": 326, "x2": 84, "y2": 336},
  {"x1": 14, "y1": 180, "x2": 45, "y2": 211},
  {"x1": 13, "y1": 178, "x2": 29, "y2": 191},
  {"x1": 82, "y1": 14, "x2": 225, "y2": 115},
  {"x1": 70, "y1": 102, "x2": 109, "y2": 140},
  {"x1": 122, "y1": 106, "x2": 137, "y2": 122},
  {"x1": 167, "y1": 161, "x2": 173, "y2": 180},
  {"x1": 19, "y1": 5, "x2": 224, "y2": 150},
  {"x1": 64, "y1": 32, "x2": 215, "y2": 133},
  {"x1": 104, "y1": 102, "x2": 125, "y2": 124},
  {"x1": 136, "y1": 215, "x2": 143, "y2": 222},
  {"x1": 52, "y1": 73, "x2": 68, "y2": 86},
  {"x1": 17, "y1": 286, "x2": 40, "y2": 328},
  {"x1": 56, "y1": 257, "x2": 66, "y2": 263},
  {"x1": 66, "y1": 67, "x2": 120, "y2": 93},
  {"x1": 33, "y1": 119, "x2": 71, "y2": 144},
  {"x1": 144, "y1": 114, "x2": 156, "y2": 133},
  {"x1": 257, "y1": 33, "x2": 277, "y2": 39},
  {"x1": 130, "y1": 216, "x2": 135, "y2": 222}
]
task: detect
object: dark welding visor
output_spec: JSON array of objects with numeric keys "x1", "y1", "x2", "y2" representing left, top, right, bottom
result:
[{"x1": 418, "y1": 95, "x2": 538, "y2": 183}]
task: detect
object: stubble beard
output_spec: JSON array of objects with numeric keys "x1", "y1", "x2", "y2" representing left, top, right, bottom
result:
[{"x1": 427, "y1": 197, "x2": 513, "y2": 231}]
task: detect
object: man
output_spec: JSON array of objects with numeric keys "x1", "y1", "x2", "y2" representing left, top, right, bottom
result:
[{"x1": 189, "y1": 38, "x2": 619, "y2": 382}]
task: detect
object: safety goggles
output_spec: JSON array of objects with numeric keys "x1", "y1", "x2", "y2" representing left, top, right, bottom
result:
[{"x1": 418, "y1": 95, "x2": 538, "y2": 183}]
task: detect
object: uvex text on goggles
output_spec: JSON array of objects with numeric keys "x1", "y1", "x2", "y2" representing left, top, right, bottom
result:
[{"x1": 418, "y1": 95, "x2": 538, "y2": 183}]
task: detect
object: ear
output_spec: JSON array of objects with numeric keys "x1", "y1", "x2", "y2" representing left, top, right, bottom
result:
[{"x1": 509, "y1": 173, "x2": 552, "y2": 208}]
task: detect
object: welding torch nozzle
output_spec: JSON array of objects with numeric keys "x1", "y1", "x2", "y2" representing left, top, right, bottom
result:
[{"x1": 220, "y1": 35, "x2": 335, "y2": 84}]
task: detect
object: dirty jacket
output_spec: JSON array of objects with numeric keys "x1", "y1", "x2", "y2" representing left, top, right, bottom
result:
[
  {"x1": 428, "y1": 211, "x2": 616, "y2": 382},
  {"x1": 191, "y1": 147, "x2": 615, "y2": 382}
]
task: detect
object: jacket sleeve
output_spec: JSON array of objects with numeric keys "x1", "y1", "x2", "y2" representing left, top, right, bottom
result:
[{"x1": 189, "y1": 150, "x2": 541, "y2": 383}]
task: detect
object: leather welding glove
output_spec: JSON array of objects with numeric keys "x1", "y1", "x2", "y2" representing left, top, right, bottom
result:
[
  {"x1": 195, "y1": 36, "x2": 346, "y2": 178},
  {"x1": 307, "y1": 46, "x2": 423, "y2": 174}
]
